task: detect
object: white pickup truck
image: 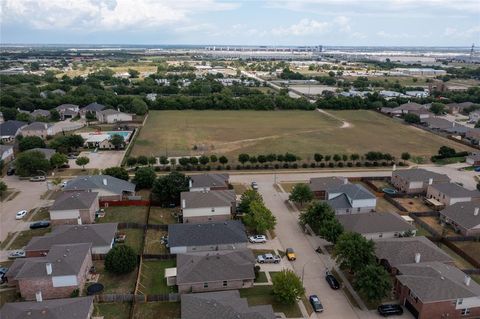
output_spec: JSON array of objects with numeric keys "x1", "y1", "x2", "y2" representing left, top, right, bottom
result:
[{"x1": 256, "y1": 253, "x2": 281, "y2": 264}]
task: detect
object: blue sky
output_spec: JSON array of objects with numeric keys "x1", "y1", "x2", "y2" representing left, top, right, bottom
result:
[{"x1": 1, "y1": 0, "x2": 479, "y2": 46}]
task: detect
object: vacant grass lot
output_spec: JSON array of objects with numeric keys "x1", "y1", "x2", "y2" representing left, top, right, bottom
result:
[{"x1": 131, "y1": 110, "x2": 472, "y2": 161}]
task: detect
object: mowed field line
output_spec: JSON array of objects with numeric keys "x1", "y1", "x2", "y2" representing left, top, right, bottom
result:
[{"x1": 130, "y1": 110, "x2": 475, "y2": 160}]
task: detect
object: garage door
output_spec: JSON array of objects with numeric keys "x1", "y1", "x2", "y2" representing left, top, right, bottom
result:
[{"x1": 405, "y1": 300, "x2": 419, "y2": 319}]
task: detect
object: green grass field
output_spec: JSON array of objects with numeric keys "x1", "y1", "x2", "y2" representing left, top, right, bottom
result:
[{"x1": 131, "y1": 110, "x2": 473, "y2": 161}]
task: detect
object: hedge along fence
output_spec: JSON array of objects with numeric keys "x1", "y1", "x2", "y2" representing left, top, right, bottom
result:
[{"x1": 441, "y1": 238, "x2": 480, "y2": 269}]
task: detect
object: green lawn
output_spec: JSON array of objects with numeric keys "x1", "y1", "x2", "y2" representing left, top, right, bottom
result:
[
  {"x1": 255, "y1": 271, "x2": 268, "y2": 283},
  {"x1": 30, "y1": 208, "x2": 50, "y2": 221},
  {"x1": 453, "y1": 241, "x2": 480, "y2": 266},
  {"x1": 148, "y1": 207, "x2": 178, "y2": 225},
  {"x1": 130, "y1": 110, "x2": 473, "y2": 161},
  {"x1": 280, "y1": 182, "x2": 306, "y2": 193},
  {"x1": 118, "y1": 228, "x2": 145, "y2": 255},
  {"x1": 98, "y1": 206, "x2": 148, "y2": 224},
  {"x1": 133, "y1": 302, "x2": 181, "y2": 319},
  {"x1": 239, "y1": 286, "x2": 302, "y2": 318},
  {"x1": 434, "y1": 156, "x2": 466, "y2": 165},
  {"x1": 140, "y1": 260, "x2": 177, "y2": 295},
  {"x1": 93, "y1": 302, "x2": 131, "y2": 319},
  {"x1": 144, "y1": 229, "x2": 168, "y2": 254},
  {"x1": 93, "y1": 260, "x2": 138, "y2": 294},
  {"x1": 8, "y1": 227, "x2": 52, "y2": 250}
]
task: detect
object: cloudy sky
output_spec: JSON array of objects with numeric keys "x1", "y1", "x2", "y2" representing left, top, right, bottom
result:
[{"x1": 1, "y1": 0, "x2": 479, "y2": 46}]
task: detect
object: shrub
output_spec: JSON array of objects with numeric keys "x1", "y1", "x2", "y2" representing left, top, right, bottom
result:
[
  {"x1": 236, "y1": 165, "x2": 242, "y2": 170},
  {"x1": 320, "y1": 162, "x2": 325, "y2": 168},
  {"x1": 226, "y1": 165, "x2": 231, "y2": 170},
  {"x1": 274, "y1": 164, "x2": 280, "y2": 169},
  {"x1": 283, "y1": 163, "x2": 289, "y2": 169},
  {"x1": 292, "y1": 163, "x2": 298, "y2": 169},
  {"x1": 217, "y1": 165, "x2": 223, "y2": 170},
  {"x1": 328, "y1": 162, "x2": 334, "y2": 168},
  {"x1": 302, "y1": 163, "x2": 308, "y2": 168},
  {"x1": 104, "y1": 245, "x2": 137, "y2": 275},
  {"x1": 154, "y1": 166, "x2": 161, "y2": 172},
  {"x1": 337, "y1": 162, "x2": 344, "y2": 167},
  {"x1": 356, "y1": 162, "x2": 362, "y2": 167},
  {"x1": 347, "y1": 162, "x2": 353, "y2": 167},
  {"x1": 310, "y1": 163, "x2": 316, "y2": 168}
]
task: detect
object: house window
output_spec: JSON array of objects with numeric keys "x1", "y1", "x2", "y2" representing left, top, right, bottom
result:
[
  {"x1": 379, "y1": 233, "x2": 383, "y2": 238},
  {"x1": 208, "y1": 217, "x2": 213, "y2": 221},
  {"x1": 203, "y1": 283, "x2": 208, "y2": 288},
  {"x1": 458, "y1": 298, "x2": 463, "y2": 305},
  {"x1": 223, "y1": 281, "x2": 227, "y2": 287},
  {"x1": 461, "y1": 308, "x2": 470, "y2": 316},
  {"x1": 357, "y1": 207, "x2": 361, "y2": 212},
  {"x1": 211, "y1": 208, "x2": 215, "y2": 212}
]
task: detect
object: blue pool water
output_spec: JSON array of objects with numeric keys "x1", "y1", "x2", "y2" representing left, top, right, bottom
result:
[{"x1": 106, "y1": 131, "x2": 131, "y2": 138}]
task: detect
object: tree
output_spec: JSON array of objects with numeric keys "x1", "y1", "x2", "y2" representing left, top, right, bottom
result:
[
  {"x1": 169, "y1": 158, "x2": 177, "y2": 166},
  {"x1": 354, "y1": 264, "x2": 392, "y2": 303},
  {"x1": 243, "y1": 200, "x2": 276, "y2": 234},
  {"x1": 318, "y1": 218, "x2": 344, "y2": 244},
  {"x1": 238, "y1": 153, "x2": 250, "y2": 164},
  {"x1": 210, "y1": 155, "x2": 218, "y2": 164},
  {"x1": 134, "y1": 167, "x2": 156, "y2": 189},
  {"x1": 152, "y1": 171, "x2": 189, "y2": 206},
  {"x1": 85, "y1": 111, "x2": 96, "y2": 121},
  {"x1": 137, "y1": 155, "x2": 148, "y2": 165},
  {"x1": 430, "y1": 102, "x2": 446, "y2": 115},
  {"x1": 350, "y1": 154, "x2": 360, "y2": 161},
  {"x1": 110, "y1": 134, "x2": 125, "y2": 150},
  {"x1": 0, "y1": 180, "x2": 7, "y2": 197},
  {"x1": 50, "y1": 109, "x2": 60, "y2": 121},
  {"x1": 131, "y1": 97, "x2": 148, "y2": 115},
  {"x1": 103, "y1": 167, "x2": 129, "y2": 181},
  {"x1": 50, "y1": 152, "x2": 68, "y2": 169},
  {"x1": 128, "y1": 68, "x2": 140, "y2": 78},
  {"x1": 314, "y1": 153, "x2": 323, "y2": 163},
  {"x1": 16, "y1": 112, "x2": 30, "y2": 122},
  {"x1": 178, "y1": 157, "x2": 190, "y2": 166},
  {"x1": 158, "y1": 156, "x2": 168, "y2": 165},
  {"x1": 401, "y1": 152, "x2": 411, "y2": 162},
  {"x1": 199, "y1": 155, "x2": 209, "y2": 166},
  {"x1": 104, "y1": 245, "x2": 137, "y2": 275},
  {"x1": 272, "y1": 269, "x2": 305, "y2": 304},
  {"x1": 288, "y1": 184, "x2": 314, "y2": 206},
  {"x1": 189, "y1": 157, "x2": 199, "y2": 165},
  {"x1": 219, "y1": 156, "x2": 228, "y2": 165},
  {"x1": 299, "y1": 202, "x2": 335, "y2": 232},
  {"x1": 75, "y1": 156, "x2": 90, "y2": 170},
  {"x1": 404, "y1": 113, "x2": 420, "y2": 124},
  {"x1": 18, "y1": 136, "x2": 46, "y2": 151},
  {"x1": 127, "y1": 157, "x2": 137, "y2": 166},
  {"x1": 438, "y1": 146, "x2": 456, "y2": 158},
  {"x1": 238, "y1": 189, "x2": 263, "y2": 214},
  {"x1": 15, "y1": 150, "x2": 50, "y2": 177},
  {"x1": 333, "y1": 232, "x2": 375, "y2": 273},
  {"x1": 333, "y1": 154, "x2": 341, "y2": 162}
]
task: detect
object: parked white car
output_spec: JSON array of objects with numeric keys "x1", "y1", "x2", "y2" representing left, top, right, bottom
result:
[
  {"x1": 249, "y1": 235, "x2": 267, "y2": 243},
  {"x1": 15, "y1": 210, "x2": 28, "y2": 220},
  {"x1": 251, "y1": 181, "x2": 258, "y2": 190},
  {"x1": 8, "y1": 250, "x2": 26, "y2": 259},
  {"x1": 256, "y1": 253, "x2": 281, "y2": 264}
]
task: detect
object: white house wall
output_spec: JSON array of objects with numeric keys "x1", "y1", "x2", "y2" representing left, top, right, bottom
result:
[
  {"x1": 52, "y1": 275, "x2": 77, "y2": 287},
  {"x1": 183, "y1": 206, "x2": 231, "y2": 218},
  {"x1": 50, "y1": 209, "x2": 80, "y2": 220}
]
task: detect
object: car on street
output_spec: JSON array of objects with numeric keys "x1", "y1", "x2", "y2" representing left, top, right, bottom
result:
[
  {"x1": 475, "y1": 167, "x2": 480, "y2": 172},
  {"x1": 6, "y1": 167, "x2": 15, "y2": 176},
  {"x1": 8, "y1": 250, "x2": 26, "y2": 260},
  {"x1": 251, "y1": 181, "x2": 258, "y2": 190},
  {"x1": 256, "y1": 253, "x2": 281, "y2": 264},
  {"x1": 309, "y1": 295, "x2": 324, "y2": 313},
  {"x1": 286, "y1": 248, "x2": 296, "y2": 261},
  {"x1": 325, "y1": 271, "x2": 340, "y2": 290},
  {"x1": 377, "y1": 304, "x2": 403, "y2": 317},
  {"x1": 29, "y1": 176, "x2": 46, "y2": 182},
  {"x1": 30, "y1": 220, "x2": 50, "y2": 229},
  {"x1": 0, "y1": 266, "x2": 8, "y2": 284},
  {"x1": 15, "y1": 210, "x2": 28, "y2": 220},
  {"x1": 249, "y1": 235, "x2": 267, "y2": 243}
]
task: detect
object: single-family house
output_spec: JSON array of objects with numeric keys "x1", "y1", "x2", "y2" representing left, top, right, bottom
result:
[
  {"x1": 309, "y1": 176, "x2": 347, "y2": 200},
  {"x1": 96, "y1": 109, "x2": 133, "y2": 124},
  {"x1": 374, "y1": 236, "x2": 454, "y2": 274},
  {"x1": 180, "y1": 190, "x2": 236, "y2": 223},
  {"x1": 174, "y1": 249, "x2": 255, "y2": 294},
  {"x1": 49, "y1": 192, "x2": 99, "y2": 225},
  {"x1": 469, "y1": 110, "x2": 480, "y2": 123},
  {"x1": 446, "y1": 102, "x2": 474, "y2": 114},
  {"x1": 465, "y1": 129, "x2": 480, "y2": 145},
  {"x1": 63, "y1": 175, "x2": 136, "y2": 201},
  {"x1": 79, "y1": 103, "x2": 106, "y2": 119},
  {"x1": 409, "y1": 109, "x2": 432, "y2": 121},
  {"x1": 181, "y1": 290, "x2": 275, "y2": 319},
  {"x1": 83, "y1": 134, "x2": 115, "y2": 149},
  {"x1": 0, "y1": 296, "x2": 94, "y2": 319},
  {"x1": 326, "y1": 183, "x2": 377, "y2": 214},
  {"x1": 24, "y1": 223, "x2": 118, "y2": 257},
  {"x1": 56, "y1": 104, "x2": 79, "y2": 120},
  {"x1": 26, "y1": 148, "x2": 56, "y2": 161},
  {"x1": 31, "y1": 109, "x2": 51, "y2": 119},
  {"x1": 406, "y1": 91, "x2": 429, "y2": 98},
  {"x1": 466, "y1": 154, "x2": 480, "y2": 166},
  {"x1": 426, "y1": 183, "x2": 480, "y2": 206},
  {"x1": 391, "y1": 169, "x2": 450, "y2": 194},
  {"x1": 168, "y1": 221, "x2": 247, "y2": 254},
  {"x1": 439, "y1": 202, "x2": 480, "y2": 236},
  {"x1": 395, "y1": 262, "x2": 480, "y2": 319},
  {"x1": 20, "y1": 122, "x2": 54, "y2": 139},
  {"x1": 336, "y1": 212, "x2": 416, "y2": 240},
  {"x1": 0, "y1": 144, "x2": 14, "y2": 163},
  {"x1": 189, "y1": 173, "x2": 229, "y2": 192},
  {"x1": 5, "y1": 243, "x2": 92, "y2": 300},
  {"x1": 0, "y1": 120, "x2": 27, "y2": 142},
  {"x1": 381, "y1": 102, "x2": 426, "y2": 116}
]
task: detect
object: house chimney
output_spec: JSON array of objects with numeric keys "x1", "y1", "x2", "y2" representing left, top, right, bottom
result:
[
  {"x1": 103, "y1": 178, "x2": 107, "y2": 186},
  {"x1": 77, "y1": 216, "x2": 82, "y2": 225},
  {"x1": 393, "y1": 164, "x2": 396, "y2": 171},
  {"x1": 414, "y1": 253, "x2": 421, "y2": 263},
  {"x1": 182, "y1": 199, "x2": 186, "y2": 209},
  {"x1": 189, "y1": 179, "x2": 192, "y2": 188},
  {"x1": 35, "y1": 291, "x2": 43, "y2": 302},
  {"x1": 465, "y1": 275, "x2": 471, "y2": 286},
  {"x1": 46, "y1": 263, "x2": 52, "y2": 275},
  {"x1": 343, "y1": 178, "x2": 348, "y2": 185},
  {"x1": 428, "y1": 178, "x2": 433, "y2": 185},
  {"x1": 475, "y1": 208, "x2": 479, "y2": 216}
]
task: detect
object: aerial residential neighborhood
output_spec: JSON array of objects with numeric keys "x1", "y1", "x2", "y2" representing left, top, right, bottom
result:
[{"x1": 1, "y1": 1, "x2": 480, "y2": 319}]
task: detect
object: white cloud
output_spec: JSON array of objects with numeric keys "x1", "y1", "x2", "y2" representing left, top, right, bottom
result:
[
  {"x1": 1, "y1": 0, "x2": 239, "y2": 30},
  {"x1": 444, "y1": 26, "x2": 480, "y2": 38},
  {"x1": 272, "y1": 18, "x2": 329, "y2": 36}
]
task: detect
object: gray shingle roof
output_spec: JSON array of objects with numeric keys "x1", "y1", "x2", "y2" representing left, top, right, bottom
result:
[
  {"x1": 423, "y1": 117, "x2": 454, "y2": 129},
  {"x1": 181, "y1": 290, "x2": 275, "y2": 319},
  {"x1": 336, "y1": 212, "x2": 415, "y2": 235},
  {"x1": 428, "y1": 182, "x2": 479, "y2": 198},
  {"x1": 374, "y1": 236, "x2": 453, "y2": 267},
  {"x1": 50, "y1": 191, "x2": 98, "y2": 211},
  {"x1": 64, "y1": 175, "x2": 135, "y2": 195},
  {"x1": 309, "y1": 176, "x2": 347, "y2": 192},
  {"x1": 393, "y1": 169, "x2": 450, "y2": 183},
  {"x1": 396, "y1": 261, "x2": 480, "y2": 303},
  {"x1": 14, "y1": 243, "x2": 91, "y2": 279},
  {"x1": 82, "y1": 102, "x2": 106, "y2": 112},
  {"x1": 24, "y1": 223, "x2": 117, "y2": 252},
  {"x1": 168, "y1": 221, "x2": 247, "y2": 248},
  {"x1": 56, "y1": 104, "x2": 79, "y2": 111},
  {"x1": 0, "y1": 120, "x2": 27, "y2": 136},
  {"x1": 329, "y1": 183, "x2": 376, "y2": 200},
  {"x1": 327, "y1": 193, "x2": 351, "y2": 209},
  {"x1": 0, "y1": 296, "x2": 94, "y2": 319},
  {"x1": 26, "y1": 148, "x2": 56, "y2": 160},
  {"x1": 31, "y1": 109, "x2": 51, "y2": 118},
  {"x1": 467, "y1": 154, "x2": 480, "y2": 162},
  {"x1": 440, "y1": 202, "x2": 480, "y2": 230},
  {"x1": 181, "y1": 190, "x2": 236, "y2": 209},
  {"x1": 176, "y1": 249, "x2": 255, "y2": 284},
  {"x1": 190, "y1": 173, "x2": 229, "y2": 189},
  {"x1": 21, "y1": 122, "x2": 52, "y2": 131}
]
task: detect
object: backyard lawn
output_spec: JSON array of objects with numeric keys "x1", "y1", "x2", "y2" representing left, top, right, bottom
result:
[
  {"x1": 93, "y1": 302, "x2": 131, "y2": 319},
  {"x1": 98, "y1": 206, "x2": 148, "y2": 224},
  {"x1": 139, "y1": 260, "x2": 177, "y2": 295},
  {"x1": 440, "y1": 245, "x2": 474, "y2": 269},
  {"x1": 144, "y1": 229, "x2": 168, "y2": 254},
  {"x1": 453, "y1": 241, "x2": 480, "y2": 265},
  {"x1": 148, "y1": 207, "x2": 178, "y2": 225},
  {"x1": 133, "y1": 302, "x2": 180, "y2": 319},
  {"x1": 394, "y1": 197, "x2": 432, "y2": 213},
  {"x1": 131, "y1": 110, "x2": 473, "y2": 160},
  {"x1": 119, "y1": 228, "x2": 144, "y2": 255},
  {"x1": 239, "y1": 286, "x2": 302, "y2": 318},
  {"x1": 93, "y1": 260, "x2": 138, "y2": 294}
]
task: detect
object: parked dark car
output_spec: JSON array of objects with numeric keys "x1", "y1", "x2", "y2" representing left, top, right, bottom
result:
[
  {"x1": 325, "y1": 271, "x2": 340, "y2": 290},
  {"x1": 30, "y1": 221, "x2": 50, "y2": 229},
  {"x1": 6, "y1": 167, "x2": 15, "y2": 175},
  {"x1": 309, "y1": 295, "x2": 324, "y2": 313},
  {"x1": 377, "y1": 304, "x2": 403, "y2": 317},
  {"x1": 59, "y1": 164, "x2": 70, "y2": 169}
]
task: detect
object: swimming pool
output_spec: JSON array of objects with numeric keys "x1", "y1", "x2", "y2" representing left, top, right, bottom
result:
[{"x1": 106, "y1": 131, "x2": 131, "y2": 138}]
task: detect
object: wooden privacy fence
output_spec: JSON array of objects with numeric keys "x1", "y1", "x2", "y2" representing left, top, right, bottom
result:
[
  {"x1": 94, "y1": 293, "x2": 179, "y2": 303},
  {"x1": 100, "y1": 200, "x2": 150, "y2": 207},
  {"x1": 441, "y1": 239, "x2": 480, "y2": 269},
  {"x1": 142, "y1": 253, "x2": 176, "y2": 260}
]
